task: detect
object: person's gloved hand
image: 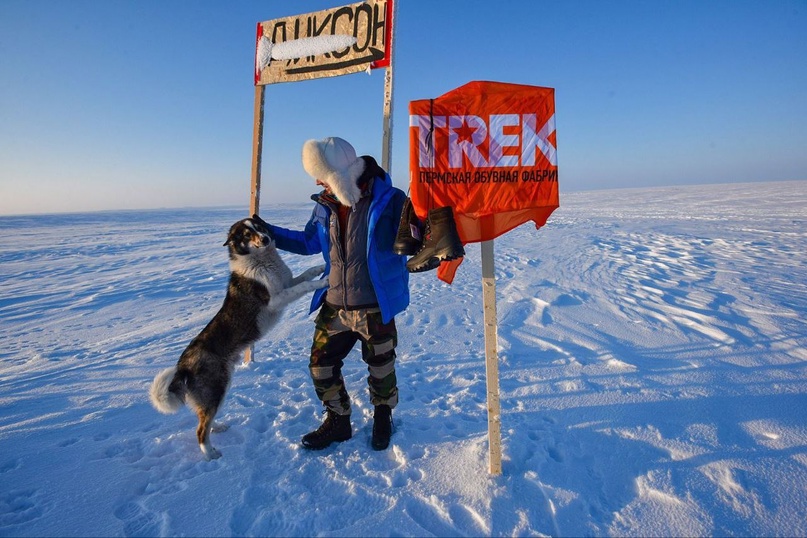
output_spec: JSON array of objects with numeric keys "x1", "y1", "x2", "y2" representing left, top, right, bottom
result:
[
  {"x1": 251, "y1": 213, "x2": 271, "y2": 229},
  {"x1": 250, "y1": 213, "x2": 276, "y2": 242}
]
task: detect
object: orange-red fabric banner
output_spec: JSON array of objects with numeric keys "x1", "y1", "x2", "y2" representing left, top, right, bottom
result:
[{"x1": 408, "y1": 81, "x2": 560, "y2": 283}]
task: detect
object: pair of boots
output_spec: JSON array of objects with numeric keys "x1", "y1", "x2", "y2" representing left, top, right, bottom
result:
[
  {"x1": 394, "y1": 199, "x2": 465, "y2": 273},
  {"x1": 301, "y1": 405, "x2": 393, "y2": 451}
]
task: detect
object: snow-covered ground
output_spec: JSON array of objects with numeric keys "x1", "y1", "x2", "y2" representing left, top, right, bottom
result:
[{"x1": 1, "y1": 180, "x2": 806, "y2": 537}]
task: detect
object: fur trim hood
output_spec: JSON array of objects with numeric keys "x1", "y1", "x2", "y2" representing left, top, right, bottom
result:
[{"x1": 302, "y1": 137, "x2": 366, "y2": 207}]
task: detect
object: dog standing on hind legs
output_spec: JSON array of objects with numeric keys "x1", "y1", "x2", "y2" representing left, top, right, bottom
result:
[{"x1": 149, "y1": 215, "x2": 327, "y2": 460}]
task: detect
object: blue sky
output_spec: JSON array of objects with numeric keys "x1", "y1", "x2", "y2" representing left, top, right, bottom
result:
[{"x1": 1, "y1": 0, "x2": 805, "y2": 215}]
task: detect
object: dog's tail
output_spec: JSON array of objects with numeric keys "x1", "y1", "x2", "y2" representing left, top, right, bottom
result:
[{"x1": 149, "y1": 366, "x2": 185, "y2": 414}]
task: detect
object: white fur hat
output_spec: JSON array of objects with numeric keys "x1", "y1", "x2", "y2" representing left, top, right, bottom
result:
[{"x1": 302, "y1": 137, "x2": 366, "y2": 207}]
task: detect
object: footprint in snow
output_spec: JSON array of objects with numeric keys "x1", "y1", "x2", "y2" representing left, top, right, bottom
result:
[
  {"x1": 57, "y1": 437, "x2": 79, "y2": 448},
  {"x1": 113, "y1": 501, "x2": 166, "y2": 537},
  {"x1": 0, "y1": 488, "x2": 47, "y2": 527},
  {"x1": 404, "y1": 497, "x2": 463, "y2": 537},
  {"x1": 392, "y1": 467, "x2": 424, "y2": 488},
  {"x1": 229, "y1": 484, "x2": 267, "y2": 536},
  {"x1": 0, "y1": 458, "x2": 21, "y2": 474}
]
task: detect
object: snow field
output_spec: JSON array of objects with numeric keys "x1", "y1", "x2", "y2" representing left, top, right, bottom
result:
[{"x1": 1, "y1": 181, "x2": 807, "y2": 536}]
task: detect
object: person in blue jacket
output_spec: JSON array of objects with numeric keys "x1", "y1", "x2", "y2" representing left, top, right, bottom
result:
[{"x1": 260, "y1": 137, "x2": 409, "y2": 451}]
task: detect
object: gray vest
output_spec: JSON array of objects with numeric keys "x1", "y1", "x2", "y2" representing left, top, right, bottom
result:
[{"x1": 325, "y1": 190, "x2": 378, "y2": 310}]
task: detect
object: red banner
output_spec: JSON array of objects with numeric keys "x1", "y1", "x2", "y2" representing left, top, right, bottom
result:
[{"x1": 408, "y1": 81, "x2": 560, "y2": 282}]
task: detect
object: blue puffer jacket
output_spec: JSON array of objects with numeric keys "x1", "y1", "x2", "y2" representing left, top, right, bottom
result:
[{"x1": 267, "y1": 171, "x2": 409, "y2": 324}]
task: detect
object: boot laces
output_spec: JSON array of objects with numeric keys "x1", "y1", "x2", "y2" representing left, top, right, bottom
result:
[{"x1": 315, "y1": 410, "x2": 338, "y2": 435}]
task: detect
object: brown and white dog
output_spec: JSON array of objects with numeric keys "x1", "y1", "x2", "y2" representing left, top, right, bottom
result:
[{"x1": 149, "y1": 216, "x2": 326, "y2": 459}]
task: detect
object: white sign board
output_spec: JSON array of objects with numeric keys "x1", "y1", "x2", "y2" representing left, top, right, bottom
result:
[{"x1": 255, "y1": 0, "x2": 392, "y2": 85}]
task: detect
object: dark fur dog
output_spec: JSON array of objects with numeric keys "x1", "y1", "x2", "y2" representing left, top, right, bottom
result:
[{"x1": 149, "y1": 216, "x2": 326, "y2": 459}]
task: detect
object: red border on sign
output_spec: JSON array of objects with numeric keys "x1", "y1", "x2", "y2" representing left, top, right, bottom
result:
[
  {"x1": 371, "y1": 0, "x2": 393, "y2": 69},
  {"x1": 254, "y1": 22, "x2": 264, "y2": 85}
]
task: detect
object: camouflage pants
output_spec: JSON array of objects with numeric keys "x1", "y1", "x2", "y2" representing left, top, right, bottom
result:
[{"x1": 309, "y1": 303, "x2": 398, "y2": 415}]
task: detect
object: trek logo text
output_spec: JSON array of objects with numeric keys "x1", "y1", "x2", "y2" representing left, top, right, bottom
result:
[{"x1": 409, "y1": 113, "x2": 557, "y2": 174}]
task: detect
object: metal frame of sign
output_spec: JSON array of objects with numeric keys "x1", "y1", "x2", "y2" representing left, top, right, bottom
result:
[{"x1": 244, "y1": 0, "x2": 396, "y2": 364}]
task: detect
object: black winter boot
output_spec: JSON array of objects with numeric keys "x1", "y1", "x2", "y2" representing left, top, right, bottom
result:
[
  {"x1": 371, "y1": 405, "x2": 393, "y2": 450},
  {"x1": 301, "y1": 410, "x2": 352, "y2": 450},
  {"x1": 406, "y1": 206, "x2": 465, "y2": 273},
  {"x1": 393, "y1": 197, "x2": 423, "y2": 256}
]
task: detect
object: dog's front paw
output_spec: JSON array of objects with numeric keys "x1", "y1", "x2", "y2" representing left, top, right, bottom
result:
[
  {"x1": 302, "y1": 264, "x2": 326, "y2": 280},
  {"x1": 301, "y1": 278, "x2": 328, "y2": 291}
]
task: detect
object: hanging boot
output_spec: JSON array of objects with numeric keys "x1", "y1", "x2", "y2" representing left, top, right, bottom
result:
[
  {"x1": 406, "y1": 206, "x2": 465, "y2": 273},
  {"x1": 393, "y1": 197, "x2": 423, "y2": 256},
  {"x1": 301, "y1": 409, "x2": 352, "y2": 450}
]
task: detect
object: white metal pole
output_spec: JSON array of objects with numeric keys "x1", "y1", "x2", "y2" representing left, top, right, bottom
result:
[{"x1": 481, "y1": 239, "x2": 502, "y2": 475}]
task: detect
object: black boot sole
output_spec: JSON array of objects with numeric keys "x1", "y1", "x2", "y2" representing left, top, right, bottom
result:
[
  {"x1": 301, "y1": 433, "x2": 351, "y2": 450},
  {"x1": 406, "y1": 249, "x2": 465, "y2": 273},
  {"x1": 371, "y1": 439, "x2": 390, "y2": 450}
]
